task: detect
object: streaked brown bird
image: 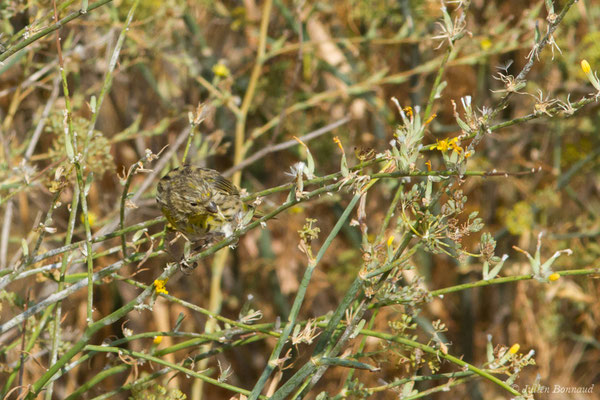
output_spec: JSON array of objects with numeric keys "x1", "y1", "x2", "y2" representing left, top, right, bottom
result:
[{"x1": 156, "y1": 165, "x2": 252, "y2": 242}]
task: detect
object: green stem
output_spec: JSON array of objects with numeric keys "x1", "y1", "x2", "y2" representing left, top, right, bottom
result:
[
  {"x1": 0, "y1": 0, "x2": 114, "y2": 63},
  {"x1": 248, "y1": 192, "x2": 362, "y2": 400},
  {"x1": 424, "y1": 46, "x2": 452, "y2": 120},
  {"x1": 430, "y1": 267, "x2": 600, "y2": 296}
]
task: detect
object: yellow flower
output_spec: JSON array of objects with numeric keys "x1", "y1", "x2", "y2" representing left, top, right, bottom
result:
[
  {"x1": 580, "y1": 59, "x2": 600, "y2": 91},
  {"x1": 212, "y1": 63, "x2": 230, "y2": 78},
  {"x1": 581, "y1": 59, "x2": 591, "y2": 75},
  {"x1": 448, "y1": 137, "x2": 462, "y2": 153},
  {"x1": 480, "y1": 38, "x2": 492, "y2": 51},
  {"x1": 403, "y1": 106, "x2": 413, "y2": 118},
  {"x1": 424, "y1": 113, "x2": 437, "y2": 126},
  {"x1": 434, "y1": 139, "x2": 450, "y2": 152},
  {"x1": 80, "y1": 211, "x2": 98, "y2": 227},
  {"x1": 153, "y1": 336, "x2": 163, "y2": 345},
  {"x1": 154, "y1": 279, "x2": 169, "y2": 295},
  {"x1": 387, "y1": 236, "x2": 395, "y2": 247},
  {"x1": 333, "y1": 136, "x2": 345, "y2": 153},
  {"x1": 509, "y1": 343, "x2": 520, "y2": 354},
  {"x1": 425, "y1": 160, "x2": 432, "y2": 171},
  {"x1": 548, "y1": 273, "x2": 560, "y2": 281}
]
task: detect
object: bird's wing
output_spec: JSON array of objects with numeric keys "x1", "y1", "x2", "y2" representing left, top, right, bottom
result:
[{"x1": 208, "y1": 173, "x2": 239, "y2": 196}]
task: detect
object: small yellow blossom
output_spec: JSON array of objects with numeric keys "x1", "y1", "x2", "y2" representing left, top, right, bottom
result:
[
  {"x1": 80, "y1": 211, "x2": 98, "y2": 227},
  {"x1": 333, "y1": 136, "x2": 345, "y2": 154},
  {"x1": 464, "y1": 151, "x2": 473, "y2": 158},
  {"x1": 548, "y1": 273, "x2": 560, "y2": 281},
  {"x1": 434, "y1": 139, "x2": 450, "y2": 152},
  {"x1": 424, "y1": 113, "x2": 437, "y2": 126},
  {"x1": 403, "y1": 106, "x2": 413, "y2": 118},
  {"x1": 387, "y1": 236, "x2": 395, "y2": 247},
  {"x1": 212, "y1": 63, "x2": 230, "y2": 78},
  {"x1": 480, "y1": 38, "x2": 492, "y2": 51},
  {"x1": 581, "y1": 59, "x2": 591, "y2": 75},
  {"x1": 580, "y1": 59, "x2": 600, "y2": 91},
  {"x1": 509, "y1": 343, "x2": 520, "y2": 354},
  {"x1": 425, "y1": 160, "x2": 432, "y2": 171},
  {"x1": 153, "y1": 336, "x2": 163, "y2": 345},
  {"x1": 154, "y1": 279, "x2": 169, "y2": 295},
  {"x1": 448, "y1": 137, "x2": 462, "y2": 153}
]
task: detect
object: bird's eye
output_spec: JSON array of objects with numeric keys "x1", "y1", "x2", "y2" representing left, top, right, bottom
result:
[{"x1": 190, "y1": 202, "x2": 198, "y2": 207}]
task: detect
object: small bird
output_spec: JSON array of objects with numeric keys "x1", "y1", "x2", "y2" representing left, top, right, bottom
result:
[{"x1": 156, "y1": 165, "x2": 252, "y2": 242}]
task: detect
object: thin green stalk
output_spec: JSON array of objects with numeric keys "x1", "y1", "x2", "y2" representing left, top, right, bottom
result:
[
  {"x1": 424, "y1": 46, "x2": 452, "y2": 120},
  {"x1": 0, "y1": 0, "x2": 113, "y2": 63},
  {"x1": 290, "y1": 374, "x2": 313, "y2": 399},
  {"x1": 429, "y1": 267, "x2": 600, "y2": 297},
  {"x1": 318, "y1": 357, "x2": 379, "y2": 372},
  {"x1": 248, "y1": 192, "x2": 362, "y2": 400},
  {"x1": 269, "y1": 164, "x2": 405, "y2": 398}
]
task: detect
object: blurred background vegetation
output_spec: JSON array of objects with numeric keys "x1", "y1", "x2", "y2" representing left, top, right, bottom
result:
[{"x1": 0, "y1": 0, "x2": 599, "y2": 399}]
